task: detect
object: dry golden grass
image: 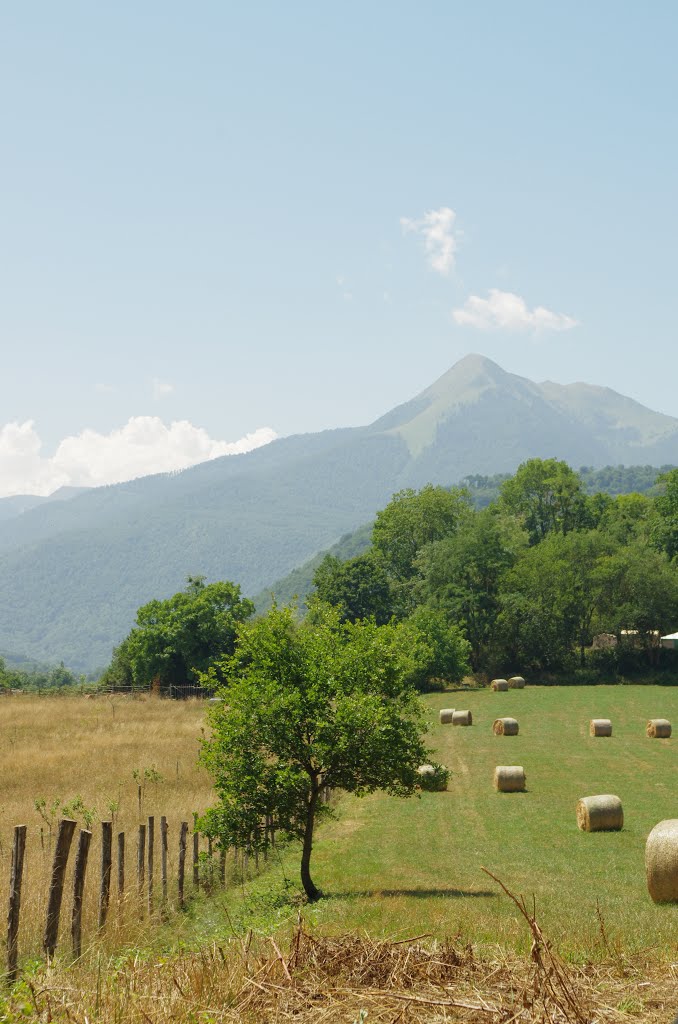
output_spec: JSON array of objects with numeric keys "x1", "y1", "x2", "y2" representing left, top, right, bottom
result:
[{"x1": 0, "y1": 693, "x2": 215, "y2": 962}]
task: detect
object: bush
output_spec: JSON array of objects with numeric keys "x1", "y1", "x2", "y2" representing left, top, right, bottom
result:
[{"x1": 417, "y1": 762, "x2": 450, "y2": 792}]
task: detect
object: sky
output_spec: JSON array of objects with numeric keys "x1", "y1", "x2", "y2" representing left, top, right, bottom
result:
[{"x1": 1, "y1": 2, "x2": 677, "y2": 496}]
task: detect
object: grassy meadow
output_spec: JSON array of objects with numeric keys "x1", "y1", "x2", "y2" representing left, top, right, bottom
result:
[
  {"x1": 2, "y1": 686, "x2": 678, "y2": 972},
  {"x1": 294, "y1": 683, "x2": 678, "y2": 958}
]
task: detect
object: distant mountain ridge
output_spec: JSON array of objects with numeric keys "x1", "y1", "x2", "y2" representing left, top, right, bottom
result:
[{"x1": 1, "y1": 354, "x2": 677, "y2": 670}]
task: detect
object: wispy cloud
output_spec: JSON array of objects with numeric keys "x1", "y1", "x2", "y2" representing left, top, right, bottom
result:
[
  {"x1": 452, "y1": 289, "x2": 579, "y2": 332},
  {"x1": 151, "y1": 377, "x2": 175, "y2": 399},
  {"x1": 400, "y1": 207, "x2": 458, "y2": 276},
  {"x1": 0, "y1": 419, "x2": 278, "y2": 498}
]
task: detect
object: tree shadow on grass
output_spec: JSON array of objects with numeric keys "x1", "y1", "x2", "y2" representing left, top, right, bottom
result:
[{"x1": 323, "y1": 887, "x2": 496, "y2": 900}]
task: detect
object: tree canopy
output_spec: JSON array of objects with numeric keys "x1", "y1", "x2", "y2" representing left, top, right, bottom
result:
[
  {"x1": 199, "y1": 603, "x2": 429, "y2": 900},
  {"x1": 123, "y1": 576, "x2": 254, "y2": 690}
]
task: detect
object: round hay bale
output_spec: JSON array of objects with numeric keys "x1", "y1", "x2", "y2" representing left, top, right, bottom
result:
[
  {"x1": 452, "y1": 710, "x2": 472, "y2": 726},
  {"x1": 439, "y1": 708, "x2": 455, "y2": 724},
  {"x1": 491, "y1": 678, "x2": 508, "y2": 691},
  {"x1": 590, "y1": 718, "x2": 612, "y2": 737},
  {"x1": 493, "y1": 717, "x2": 519, "y2": 736},
  {"x1": 508, "y1": 676, "x2": 526, "y2": 689},
  {"x1": 417, "y1": 764, "x2": 435, "y2": 776},
  {"x1": 576, "y1": 794, "x2": 623, "y2": 832},
  {"x1": 647, "y1": 718, "x2": 672, "y2": 739},
  {"x1": 416, "y1": 763, "x2": 449, "y2": 791},
  {"x1": 646, "y1": 820, "x2": 678, "y2": 902},
  {"x1": 494, "y1": 766, "x2": 525, "y2": 792}
]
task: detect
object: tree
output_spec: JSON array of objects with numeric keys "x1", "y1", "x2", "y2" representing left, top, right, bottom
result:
[
  {"x1": 499, "y1": 458, "x2": 587, "y2": 545},
  {"x1": 199, "y1": 603, "x2": 428, "y2": 901},
  {"x1": 124, "y1": 576, "x2": 254, "y2": 690},
  {"x1": 404, "y1": 605, "x2": 471, "y2": 689},
  {"x1": 416, "y1": 509, "x2": 524, "y2": 670},
  {"x1": 371, "y1": 485, "x2": 472, "y2": 613},
  {"x1": 312, "y1": 553, "x2": 394, "y2": 624},
  {"x1": 651, "y1": 468, "x2": 678, "y2": 560},
  {"x1": 495, "y1": 530, "x2": 613, "y2": 670}
]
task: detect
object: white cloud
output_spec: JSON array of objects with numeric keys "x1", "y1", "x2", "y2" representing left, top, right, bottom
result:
[
  {"x1": 0, "y1": 418, "x2": 278, "y2": 498},
  {"x1": 151, "y1": 377, "x2": 175, "y2": 399},
  {"x1": 452, "y1": 289, "x2": 579, "y2": 332},
  {"x1": 400, "y1": 206, "x2": 458, "y2": 275}
]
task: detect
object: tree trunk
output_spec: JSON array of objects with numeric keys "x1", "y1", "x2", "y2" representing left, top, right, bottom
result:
[{"x1": 300, "y1": 785, "x2": 320, "y2": 902}]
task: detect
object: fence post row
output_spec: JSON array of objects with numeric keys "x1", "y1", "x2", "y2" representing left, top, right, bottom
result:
[
  {"x1": 6, "y1": 814, "x2": 229, "y2": 974},
  {"x1": 7, "y1": 824, "x2": 27, "y2": 981},
  {"x1": 71, "y1": 828, "x2": 92, "y2": 959}
]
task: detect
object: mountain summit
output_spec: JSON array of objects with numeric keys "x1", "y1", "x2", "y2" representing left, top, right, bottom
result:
[{"x1": 1, "y1": 355, "x2": 677, "y2": 669}]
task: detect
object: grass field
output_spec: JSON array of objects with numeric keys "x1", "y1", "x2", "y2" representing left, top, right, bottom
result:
[
  {"x1": 2, "y1": 686, "x2": 678, "y2": 971},
  {"x1": 272, "y1": 684, "x2": 678, "y2": 959}
]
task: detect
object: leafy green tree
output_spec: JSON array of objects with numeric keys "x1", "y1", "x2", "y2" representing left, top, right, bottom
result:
[
  {"x1": 597, "y1": 540, "x2": 678, "y2": 663},
  {"x1": 499, "y1": 458, "x2": 587, "y2": 545},
  {"x1": 199, "y1": 603, "x2": 428, "y2": 901},
  {"x1": 495, "y1": 530, "x2": 614, "y2": 670},
  {"x1": 416, "y1": 509, "x2": 524, "y2": 670},
  {"x1": 371, "y1": 485, "x2": 472, "y2": 614},
  {"x1": 651, "y1": 468, "x2": 678, "y2": 560},
  {"x1": 404, "y1": 605, "x2": 471, "y2": 689},
  {"x1": 312, "y1": 553, "x2": 393, "y2": 624},
  {"x1": 597, "y1": 492, "x2": 652, "y2": 545},
  {"x1": 125, "y1": 576, "x2": 254, "y2": 690}
]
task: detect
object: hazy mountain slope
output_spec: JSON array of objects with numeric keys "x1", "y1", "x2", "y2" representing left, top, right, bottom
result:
[
  {"x1": 0, "y1": 432, "x2": 408, "y2": 669},
  {"x1": 0, "y1": 486, "x2": 87, "y2": 525},
  {"x1": 1, "y1": 353, "x2": 678, "y2": 670}
]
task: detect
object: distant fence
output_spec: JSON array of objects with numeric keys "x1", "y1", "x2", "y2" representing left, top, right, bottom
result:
[{"x1": 4, "y1": 814, "x2": 234, "y2": 980}]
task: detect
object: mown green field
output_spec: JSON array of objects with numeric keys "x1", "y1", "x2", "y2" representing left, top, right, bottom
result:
[{"x1": 266, "y1": 685, "x2": 678, "y2": 959}]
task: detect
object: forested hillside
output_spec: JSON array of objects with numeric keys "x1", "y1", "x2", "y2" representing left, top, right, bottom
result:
[{"x1": 3, "y1": 355, "x2": 678, "y2": 670}]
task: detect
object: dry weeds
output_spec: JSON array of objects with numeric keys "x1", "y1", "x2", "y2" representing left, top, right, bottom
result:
[{"x1": 6, "y1": 919, "x2": 678, "y2": 1023}]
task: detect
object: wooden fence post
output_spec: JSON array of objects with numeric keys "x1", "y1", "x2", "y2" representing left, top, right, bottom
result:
[
  {"x1": 137, "y1": 824, "x2": 146, "y2": 906},
  {"x1": 178, "y1": 822, "x2": 188, "y2": 907},
  {"x1": 7, "y1": 824, "x2": 27, "y2": 981},
  {"x1": 160, "y1": 816, "x2": 168, "y2": 903},
  {"x1": 147, "y1": 816, "x2": 154, "y2": 914},
  {"x1": 117, "y1": 831, "x2": 125, "y2": 897},
  {"x1": 98, "y1": 821, "x2": 112, "y2": 928},
  {"x1": 192, "y1": 831, "x2": 199, "y2": 888},
  {"x1": 71, "y1": 829, "x2": 92, "y2": 959},
  {"x1": 44, "y1": 818, "x2": 77, "y2": 958}
]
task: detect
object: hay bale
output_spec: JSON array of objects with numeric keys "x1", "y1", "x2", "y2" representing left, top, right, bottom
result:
[
  {"x1": 493, "y1": 717, "x2": 519, "y2": 736},
  {"x1": 647, "y1": 718, "x2": 672, "y2": 738},
  {"x1": 576, "y1": 794, "x2": 623, "y2": 832},
  {"x1": 491, "y1": 678, "x2": 508, "y2": 691},
  {"x1": 589, "y1": 718, "x2": 612, "y2": 737},
  {"x1": 452, "y1": 710, "x2": 472, "y2": 726},
  {"x1": 646, "y1": 819, "x2": 678, "y2": 902},
  {"x1": 508, "y1": 676, "x2": 526, "y2": 689},
  {"x1": 494, "y1": 766, "x2": 526, "y2": 792},
  {"x1": 439, "y1": 708, "x2": 455, "y2": 724}
]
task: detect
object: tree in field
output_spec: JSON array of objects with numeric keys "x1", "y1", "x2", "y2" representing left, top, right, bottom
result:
[
  {"x1": 499, "y1": 458, "x2": 587, "y2": 545},
  {"x1": 312, "y1": 552, "x2": 394, "y2": 624},
  {"x1": 199, "y1": 603, "x2": 428, "y2": 901},
  {"x1": 371, "y1": 485, "x2": 472, "y2": 613},
  {"x1": 124, "y1": 576, "x2": 254, "y2": 690}
]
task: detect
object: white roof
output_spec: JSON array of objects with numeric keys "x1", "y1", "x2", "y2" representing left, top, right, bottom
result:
[{"x1": 661, "y1": 632, "x2": 678, "y2": 640}]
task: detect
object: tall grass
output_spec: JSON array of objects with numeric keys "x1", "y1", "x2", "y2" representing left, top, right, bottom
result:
[{"x1": 0, "y1": 693, "x2": 214, "y2": 962}]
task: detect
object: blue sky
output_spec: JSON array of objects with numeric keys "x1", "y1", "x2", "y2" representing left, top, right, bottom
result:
[{"x1": 1, "y1": 2, "x2": 677, "y2": 494}]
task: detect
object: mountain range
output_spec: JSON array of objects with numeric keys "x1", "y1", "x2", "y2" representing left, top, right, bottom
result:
[{"x1": 2, "y1": 353, "x2": 678, "y2": 671}]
